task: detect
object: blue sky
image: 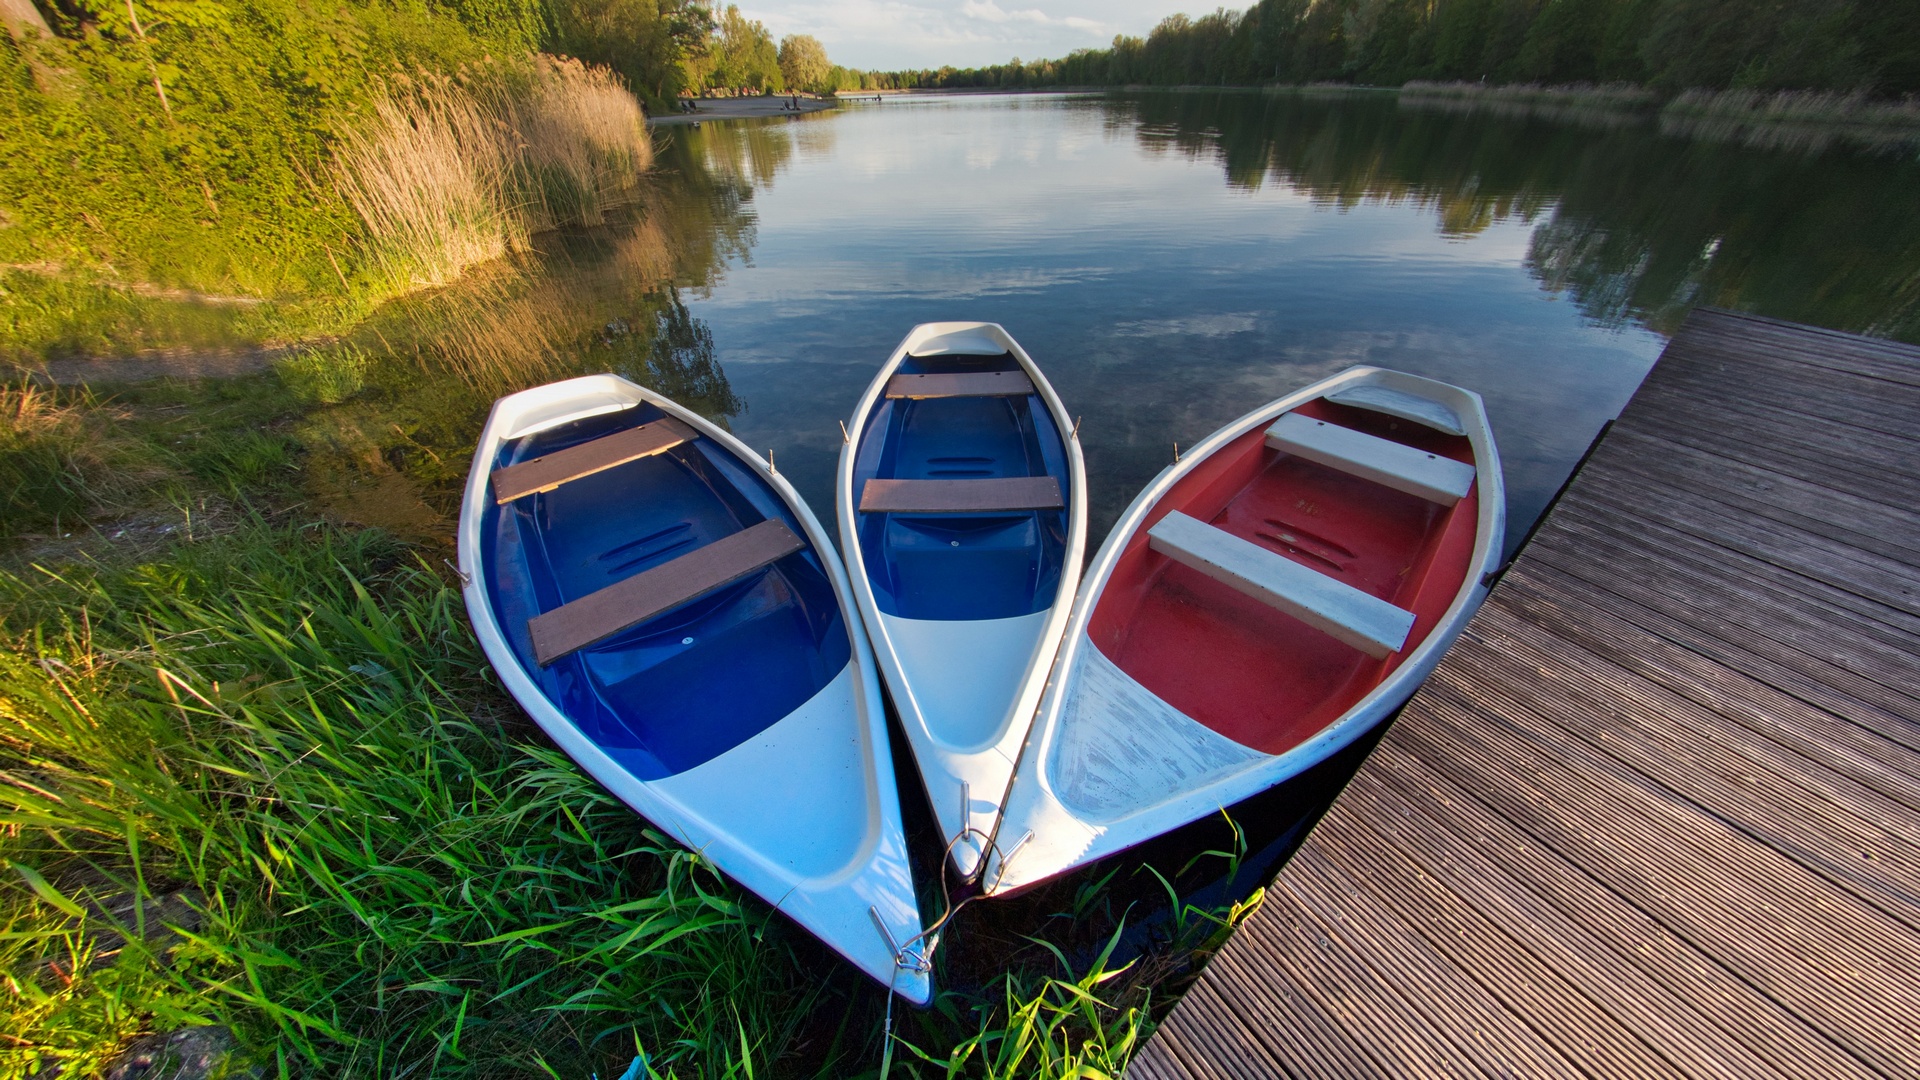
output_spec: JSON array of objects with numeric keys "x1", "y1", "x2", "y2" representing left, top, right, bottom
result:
[{"x1": 738, "y1": 1, "x2": 1201, "y2": 71}]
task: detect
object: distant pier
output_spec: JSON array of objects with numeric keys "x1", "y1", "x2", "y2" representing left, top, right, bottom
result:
[{"x1": 1131, "y1": 308, "x2": 1920, "y2": 1079}]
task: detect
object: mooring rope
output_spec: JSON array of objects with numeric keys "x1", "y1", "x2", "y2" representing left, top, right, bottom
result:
[{"x1": 874, "y1": 824, "x2": 1034, "y2": 1077}]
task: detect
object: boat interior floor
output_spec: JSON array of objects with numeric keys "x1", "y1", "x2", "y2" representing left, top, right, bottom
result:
[
  {"x1": 484, "y1": 405, "x2": 849, "y2": 780},
  {"x1": 854, "y1": 354, "x2": 1069, "y2": 622},
  {"x1": 1090, "y1": 401, "x2": 1479, "y2": 755}
]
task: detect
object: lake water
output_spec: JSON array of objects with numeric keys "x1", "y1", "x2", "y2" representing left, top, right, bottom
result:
[{"x1": 651, "y1": 89, "x2": 1919, "y2": 563}]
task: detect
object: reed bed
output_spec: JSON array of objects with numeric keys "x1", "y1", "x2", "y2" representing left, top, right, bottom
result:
[
  {"x1": 333, "y1": 56, "x2": 654, "y2": 295},
  {"x1": 1398, "y1": 81, "x2": 1657, "y2": 129},
  {"x1": 1658, "y1": 88, "x2": 1920, "y2": 152}
]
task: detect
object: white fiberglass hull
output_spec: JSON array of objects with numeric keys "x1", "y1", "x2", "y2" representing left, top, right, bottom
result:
[
  {"x1": 837, "y1": 323, "x2": 1088, "y2": 881},
  {"x1": 987, "y1": 366, "x2": 1505, "y2": 895},
  {"x1": 459, "y1": 374, "x2": 930, "y2": 1003}
]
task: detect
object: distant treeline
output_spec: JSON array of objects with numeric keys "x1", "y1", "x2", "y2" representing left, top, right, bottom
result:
[{"x1": 873, "y1": 0, "x2": 1920, "y2": 97}]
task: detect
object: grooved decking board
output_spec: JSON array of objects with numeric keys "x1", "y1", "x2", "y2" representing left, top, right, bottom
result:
[{"x1": 1137, "y1": 309, "x2": 1920, "y2": 1079}]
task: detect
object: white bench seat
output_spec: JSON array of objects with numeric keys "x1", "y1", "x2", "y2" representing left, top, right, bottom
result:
[
  {"x1": 1266, "y1": 411, "x2": 1475, "y2": 505},
  {"x1": 1147, "y1": 511, "x2": 1414, "y2": 659}
]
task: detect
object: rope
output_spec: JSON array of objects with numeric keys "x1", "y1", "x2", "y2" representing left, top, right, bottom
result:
[{"x1": 875, "y1": 824, "x2": 1033, "y2": 1076}]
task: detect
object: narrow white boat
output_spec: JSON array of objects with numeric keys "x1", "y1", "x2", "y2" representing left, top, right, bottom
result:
[
  {"x1": 836, "y1": 323, "x2": 1087, "y2": 880},
  {"x1": 459, "y1": 374, "x2": 930, "y2": 1002},
  {"x1": 985, "y1": 366, "x2": 1504, "y2": 894}
]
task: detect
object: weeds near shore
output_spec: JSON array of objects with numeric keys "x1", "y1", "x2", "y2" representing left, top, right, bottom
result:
[
  {"x1": 334, "y1": 57, "x2": 654, "y2": 295},
  {"x1": 1660, "y1": 89, "x2": 1920, "y2": 153}
]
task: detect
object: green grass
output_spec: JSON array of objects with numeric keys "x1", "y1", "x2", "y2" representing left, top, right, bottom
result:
[{"x1": 0, "y1": 374, "x2": 1249, "y2": 1078}]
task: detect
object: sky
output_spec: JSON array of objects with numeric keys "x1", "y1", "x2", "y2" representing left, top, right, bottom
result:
[{"x1": 737, "y1": 0, "x2": 1204, "y2": 71}]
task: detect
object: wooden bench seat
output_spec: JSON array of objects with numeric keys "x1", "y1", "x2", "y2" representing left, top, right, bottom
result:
[
  {"x1": 528, "y1": 519, "x2": 804, "y2": 666},
  {"x1": 492, "y1": 417, "x2": 698, "y2": 504},
  {"x1": 1147, "y1": 511, "x2": 1415, "y2": 659},
  {"x1": 859, "y1": 476, "x2": 1064, "y2": 514},
  {"x1": 1266, "y1": 411, "x2": 1475, "y2": 505},
  {"x1": 884, "y1": 370, "x2": 1036, "y2": 400}
]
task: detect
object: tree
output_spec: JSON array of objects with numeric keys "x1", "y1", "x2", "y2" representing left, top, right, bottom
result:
[
  {"x1": 707, "y1": 4, "x2": 781, "y2": 92},
  {"x1": 549, "y1": 0, "x2": 686, "y2": 105},
  {"x1": 778, "y1": 33, "x2": 830, "y2": 93}
]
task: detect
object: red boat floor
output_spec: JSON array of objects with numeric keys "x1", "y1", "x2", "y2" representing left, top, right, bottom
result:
[{"x1": 1088, "y1": 400, "x2": 1480, "y2": 755}]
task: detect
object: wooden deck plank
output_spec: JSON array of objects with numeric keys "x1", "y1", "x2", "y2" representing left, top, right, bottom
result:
[
  {"x1": 1588, "y1": 426, "x2": 1920, "y2": 565},
  {"x1": 1525, "y1": 512, "x2": 1920, "y2": 732},
  {"x1": 1538, "y1": 498, "x2": 1920, "y2": 672},
  {"x1": 1436, "y1": 616, "x2": 1920, "y2": 923},
  {"x1": 1136, "y1": 309, "x2": 1920, "y2": 1080},
  {"x1": 1347, "y1": 759, "x2": 1884, "y2": 1080},
  {"x1": 1491, "y1": 569, "x2": 1920, "y2": 811}
]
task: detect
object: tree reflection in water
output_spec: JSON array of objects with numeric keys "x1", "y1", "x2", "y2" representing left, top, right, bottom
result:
[
  {"x1": 597, "y1": 291, "x2": 744, "y2": 425},
  {"x1": 1111, "y1": 90, "x2": 1920, "y2": 343}
]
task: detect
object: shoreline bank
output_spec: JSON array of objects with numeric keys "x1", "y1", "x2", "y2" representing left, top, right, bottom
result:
[{"x1": 649, "y1": 95, "x2": 836, "y2": 125}]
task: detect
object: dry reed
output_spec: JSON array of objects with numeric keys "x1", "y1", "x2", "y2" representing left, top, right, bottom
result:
[
  {"x1": 332, "y1": 56, "x2": 654, "y2": 294},
  {"x1": 1659, "y1": 88, "x2": 1920, "y2": 152}
]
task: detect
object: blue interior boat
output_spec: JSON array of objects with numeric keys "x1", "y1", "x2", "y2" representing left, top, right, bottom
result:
[{"x1": 459, "y1": 374, "x2": 930, "y2": 1002}]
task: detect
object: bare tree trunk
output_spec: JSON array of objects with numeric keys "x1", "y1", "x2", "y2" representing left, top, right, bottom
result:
[{"x1": 0, "y1": 0, "x2": 52, "y2": 39}]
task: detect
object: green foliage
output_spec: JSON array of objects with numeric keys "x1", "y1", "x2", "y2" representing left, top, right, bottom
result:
[
  {"x1": 683, "y1": 4, "x2": 782, "y2": 93},
  {"x1": 274, "y1": 342, "x2": 371, "y2": 405},
  {"x1": 0, "y1": 0, "x2": 688, "y2": 361},
  {"x1": 548, "y1": 0, "x2": 690, "y2": 106},
  {"x1": 777, "y1": 33, "x2": 829, "y2": 94},
  {"x1": 0, "y1": 271, "x2": 266, "y2": 361},
  {"x1": 870, "y1": 0, "x2": 1920, "y2": 94},
  {"x1": 0, "y1": 384, "x2": 111, "y2": 534},
  {"x1": 0, "y1": 523, "x2": 815, "y2": 1077}
]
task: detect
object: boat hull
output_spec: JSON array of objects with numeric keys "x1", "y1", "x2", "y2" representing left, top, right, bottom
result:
[
  {"x1": 837, "y1": 323, "x2": 1087, "y2": 880},
  {"x1": 987, "y1": 366, "x2": 1504, "y2": 895},
  {"x1": 460, "y1": 375, "x2": 931, "y2": 1002}
]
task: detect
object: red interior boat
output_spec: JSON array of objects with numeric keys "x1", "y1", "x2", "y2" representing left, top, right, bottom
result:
[{"x1": 986, "y1": 366, "x2": 1504, "y2": 895}]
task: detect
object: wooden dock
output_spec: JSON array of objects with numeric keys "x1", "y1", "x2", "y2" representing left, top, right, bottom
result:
[{"x1": 1129, "y1": 308, "x2": 1920, "y2": 1080}]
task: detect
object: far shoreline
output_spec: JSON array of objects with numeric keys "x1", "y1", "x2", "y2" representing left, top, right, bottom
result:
[{"x1": 648, "y1": 94, "x2": 838, "y2": 126}]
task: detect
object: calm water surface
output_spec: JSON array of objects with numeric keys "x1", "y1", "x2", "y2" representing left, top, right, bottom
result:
[{"x1": 657, "y1": 90, "x2": 1919, "y2": 560}]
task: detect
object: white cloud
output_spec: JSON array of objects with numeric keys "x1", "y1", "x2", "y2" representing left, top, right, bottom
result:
[
  {"x1": 959, "y1": 0, "x2": 1104, "y2": 31},
  {"x1": 737, "y1": 1, "x2": 1197, "y2": 70}
]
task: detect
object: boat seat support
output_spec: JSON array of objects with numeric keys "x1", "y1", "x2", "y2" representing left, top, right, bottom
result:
[
  {"x1": 528, "y1": 519, "x2": 804, "y2": 666},
  {"x1": 859, "y1": 477, "x2": 1064, "y2": 514},
  {"x1": 885, "y1": 371, "x2": 1036, "y2": 400},
  {"x1": 1147, "y1": 511, "x2": 1414, "y2": 659},
  {"x1": 1266, "y1": 412, "x2": 1475, "y2": 505},
  {"x1": 492, "y1": 417, "x2": 698, "y2": 504}
]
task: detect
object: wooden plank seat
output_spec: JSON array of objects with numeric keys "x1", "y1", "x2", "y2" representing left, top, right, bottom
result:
[
  {"x1": 884, "y1": 370, "x2": 1037, "y2": 400},
  {"x1": 1147, "y1": 510, "x2": 1415, "y2": 659},
  {"x1": 492, "y1": 417, "x2": 698, "y2": 504},
  {"x1": 859, "y1": 476, "x2": 1064, "y2": 514},
  {"x1": 1267, "y1": 411, "x2": 1476, "y2": 505},
  {"x1": 528, "y1": 519, "x2": 804, "y2": 666}
]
